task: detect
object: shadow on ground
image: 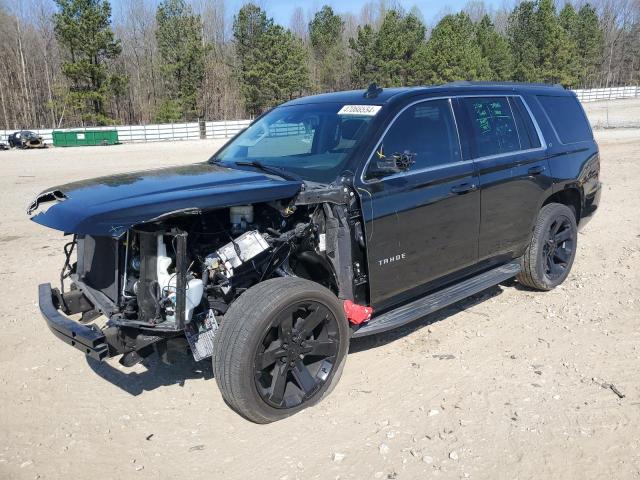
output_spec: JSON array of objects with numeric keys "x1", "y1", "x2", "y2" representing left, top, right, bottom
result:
[
  {"x1": 349, "y1": 283, "x2": 508, "y2": 353},
  {"x1": 86, "y1": 349, "x2": 213, "y2": 395},
  {"x1": 87, "y1": 282, "x2": 515, "y2": 394}
]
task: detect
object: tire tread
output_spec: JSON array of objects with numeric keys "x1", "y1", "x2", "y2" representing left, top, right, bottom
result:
[
  {"x1": 212, "y1": 277, "x2": 347, "y2": 423},
  {"x1": 516, "y1": 202, "x2": 577, "y2": 291}
]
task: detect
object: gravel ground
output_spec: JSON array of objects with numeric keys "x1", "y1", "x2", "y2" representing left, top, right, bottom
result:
[
  {"x1": 0, "y1": 127, "x2": 639, "y2": 480},
  {"x1": 582, "y1": 97, "x2": 640, "y2": 128}
]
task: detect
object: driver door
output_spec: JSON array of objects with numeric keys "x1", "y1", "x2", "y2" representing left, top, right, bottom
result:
[{"x1": 356, "y1": 98, "x2": 480, "y2": 310}]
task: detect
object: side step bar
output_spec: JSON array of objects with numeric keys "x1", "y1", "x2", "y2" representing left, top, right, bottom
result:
[{"x1": 352, "y1": 260, "x2": 521, "y2": 338}]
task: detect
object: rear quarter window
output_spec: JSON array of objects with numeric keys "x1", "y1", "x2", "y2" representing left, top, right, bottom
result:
[{"x1": 537, "y1": 95, "x2": 592, "y2": 144}]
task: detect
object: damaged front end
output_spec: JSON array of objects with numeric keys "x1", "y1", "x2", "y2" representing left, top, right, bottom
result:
[
  {"x1": 33, "y1": 177, "x2": 370, "y2": 366},
  {"x1": 10, "y1": 130, "x2": 46, "y2": 149}
]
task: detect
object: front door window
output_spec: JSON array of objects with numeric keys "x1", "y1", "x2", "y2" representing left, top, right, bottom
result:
[{"x1": 366, "y1": 99, "x2": 460, "y2": 180}]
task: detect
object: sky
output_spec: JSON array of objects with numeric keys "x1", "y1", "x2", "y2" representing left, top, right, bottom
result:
[
  {"x1": 106, "y1": 0, "x2": 513, "y2": 27},
  {"x1": 225, "y1": 0, "x2": 509, "y2": 24}
]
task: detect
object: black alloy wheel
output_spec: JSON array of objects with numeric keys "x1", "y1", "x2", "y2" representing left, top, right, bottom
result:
[
  {"x1": 254, "y1": 301, "x2": 340, "y2": 409},
  {"x1": 517, "y1": 202, "x2": 578, "y2": 291},
  {"x1": 212, "y1": 277, "x2": 349, "y2": 423},
  {"x1": 542, "y1": 216, "x2": 575, "y2": 280}
]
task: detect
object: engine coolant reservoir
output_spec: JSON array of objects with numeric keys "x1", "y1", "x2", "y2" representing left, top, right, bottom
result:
[{"x1": 156, "y1": 235, "x2": 204, "y2": 323}]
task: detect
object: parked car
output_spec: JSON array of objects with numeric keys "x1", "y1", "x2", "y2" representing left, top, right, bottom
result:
[
  {"x1": 28, "y1": 82, "x2": 601, "y2": 423},
  {"x1": 9, "y1": 130, "x2": 46, "y2": 148},
  {"x1": 0, "y1": 142, "x2": 8, "y2": 150}
]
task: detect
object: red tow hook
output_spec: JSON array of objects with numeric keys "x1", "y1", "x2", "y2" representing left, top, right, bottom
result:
[{"x1": 343, "y1": 300, "x2": 373, "y2": 325}]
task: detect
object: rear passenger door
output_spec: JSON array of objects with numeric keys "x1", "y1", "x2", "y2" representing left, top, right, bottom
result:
[{"x1": 454, "y1": 95, "x2": 553, "y2": 261}]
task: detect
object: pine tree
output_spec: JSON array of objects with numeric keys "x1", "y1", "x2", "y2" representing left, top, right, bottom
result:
[
  {"x1": 536, "y1": 0, "x2": 578, "y2": 86},
  {"x1": 349, "y1": 24, "x2": 377, "y2": 87},
  {"x1": 53, "y1": 0, "x2": 125, "y2": 125},
  {"x1": 475, "y1": 15, "x2": 513, "y2": 80},
  {"x1": 507, "y1": 1, "x2": 541, "y2": 82},
  {"x1": 233, "y1": 4, "x2": 272, "y2": 115},
  {"x1": 348, "y1": 9, "x2": 425, "y2": 88},
  {"x1": 234, "y1": 3, "x2": 271, "y2": 66},
  {"x1": 233, "y1": 4, "x2": 308, "y2": 115},
  {"x1": 261, "y1": 25, "x2": 309, "y2": 105},
  {"x1": 373, "y1": 10, "x2": 426, "y2": 86},
  {"x1": 559, "y1": 3, "x2": 579, "y2": 36},
  {"x1": 155, "y1": 0, "x2": 207, "y2": 122},
  {"x1": 575, "y1": 4, "x2": 604, "y2": 86},
  {"x1": 309, "y1": 6, "x2": 347, "y2": 92},
  {"x1": 411, "y1": 12, "x2": 488, "y2": 85}
]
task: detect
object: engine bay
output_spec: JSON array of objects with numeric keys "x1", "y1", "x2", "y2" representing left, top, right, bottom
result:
[{"x1": 61, "y1": 198, "x2": 367, "y2": 362}]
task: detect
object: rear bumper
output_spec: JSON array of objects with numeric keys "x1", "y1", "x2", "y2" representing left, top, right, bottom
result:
[
  {"x1": 38, "y1": 283, "x2": 110, "y2": 361},
  {"x1": 579, "y1": 181, "x2": 602, "y2": 230}
]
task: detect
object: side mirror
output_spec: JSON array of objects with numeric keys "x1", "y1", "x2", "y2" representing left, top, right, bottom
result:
[{"x1": 369, "y1": 152, "x2": 416, "y2": 178}]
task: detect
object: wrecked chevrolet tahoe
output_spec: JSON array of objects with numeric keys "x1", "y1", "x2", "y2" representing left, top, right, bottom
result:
[{"x1": 29, "y1": 82, "x2": 601, "y2": 423}]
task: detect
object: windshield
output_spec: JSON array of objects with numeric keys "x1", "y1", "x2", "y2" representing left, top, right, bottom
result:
[{"x1": 213, "y1": 102, "x2": 379, "y2": 183}]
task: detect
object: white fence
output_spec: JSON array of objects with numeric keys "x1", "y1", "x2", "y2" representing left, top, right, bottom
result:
[
  {"x1": 0, "y1": 119, "x2": 252, "y2": 144},
  {"x1": 205, "y1": 120, "x2": 251, "y2": 139},
  {"x1": 574, "y1": 86, "x2": 639, "y2": 102},
  {"x1": 2, "y1": 86, "x2": 639, "y2": 144}
]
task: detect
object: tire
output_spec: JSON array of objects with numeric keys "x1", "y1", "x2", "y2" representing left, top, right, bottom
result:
[
  {"x1": 517, "y1": 202, "x2": 578, "y2": 291},
  {"x1": 212, "y1": 277, "x2": 349, "y2": 424}
]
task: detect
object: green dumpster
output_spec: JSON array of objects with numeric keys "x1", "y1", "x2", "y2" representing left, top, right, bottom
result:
[{"x1": 52, "y1": 129, "x2": 119, "y2": 147}]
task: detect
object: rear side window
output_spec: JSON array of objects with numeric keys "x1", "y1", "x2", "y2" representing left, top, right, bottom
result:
[
  {"x1": 537, "y1": 95, "x2": 592, "y2": 144},
  {"x1": 509, "y1": 97, "x2": 541, "y2": 149},
  {"x1": 459, "y1": 97, "x2": 520, "y2": 158}
]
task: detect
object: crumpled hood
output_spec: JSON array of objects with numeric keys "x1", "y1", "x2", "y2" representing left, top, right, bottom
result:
[{"x1": 28, "y1": 162, "x2": 303, "y2": 236}]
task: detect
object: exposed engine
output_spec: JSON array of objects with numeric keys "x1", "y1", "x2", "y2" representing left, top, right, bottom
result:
[
  {"x1": 63, "y1": 200, "x2": 345, "y2": 361},
  {"x1": 55, "y1": 182, "x2": 369, "y2": 366}
]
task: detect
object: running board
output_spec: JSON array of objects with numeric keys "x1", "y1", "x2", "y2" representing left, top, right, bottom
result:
[{"x1": 352, "y1": 260, "x2": 521, "y2": 338}]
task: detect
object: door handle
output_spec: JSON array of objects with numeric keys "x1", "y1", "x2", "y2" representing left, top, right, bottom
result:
[
  {"x1": 450, "y1": 183, "x2": 477, "y2": 194},
  {"x1": 528, "y1": 165, "x2": 546, "y2": 175}
]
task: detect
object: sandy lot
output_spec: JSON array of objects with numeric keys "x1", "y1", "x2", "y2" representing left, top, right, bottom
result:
[
  {"x1": 1, "y1": 128, "x2": 639, "y2": 480},
  {"x1": 582, "y1": 97, "x2": 640, "y2": 128}
]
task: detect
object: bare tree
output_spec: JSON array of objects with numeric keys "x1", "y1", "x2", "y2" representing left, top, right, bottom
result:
[{"x1": 290, "y1": 6, "x2": 307, "y2": 39}]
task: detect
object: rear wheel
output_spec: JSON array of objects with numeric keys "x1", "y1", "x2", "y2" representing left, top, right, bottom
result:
[
  {"x1": 517, "y1": 203, "x2": 578, "y2": 290},
  {"x1": 212, "y1": 277, "x2": 349, "y2": 423}
]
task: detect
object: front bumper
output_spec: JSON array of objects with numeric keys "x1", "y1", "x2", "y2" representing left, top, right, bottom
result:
[{"x1": 38, "y1": 283, "x2": 110, "y2": 360}]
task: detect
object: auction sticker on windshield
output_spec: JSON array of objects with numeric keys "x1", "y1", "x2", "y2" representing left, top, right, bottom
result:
[{"x1": 338, "y1": 105, "x2": 382, "y2": 116}]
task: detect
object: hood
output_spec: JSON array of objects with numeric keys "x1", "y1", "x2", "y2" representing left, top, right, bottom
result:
[{"x1": 28, "y1": 162, "x2": 303, "y2": 236}]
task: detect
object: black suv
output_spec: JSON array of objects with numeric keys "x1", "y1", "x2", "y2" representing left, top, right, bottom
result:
[{"x1": 29, "y1": 82, "x2": 601, "y2": 423}]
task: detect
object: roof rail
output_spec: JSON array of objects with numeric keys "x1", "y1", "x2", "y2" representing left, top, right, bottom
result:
[{"x1": 443, "y1": 80, "x2": 565, "y2": 89}]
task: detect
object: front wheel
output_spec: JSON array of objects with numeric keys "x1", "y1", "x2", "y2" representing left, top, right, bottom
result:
[
  {"x1": 517, "y1": 202, "x2": 578, "y2": 290},
  {"x1": 212, "y1": 277, "x2": 349, "y2": 423}
]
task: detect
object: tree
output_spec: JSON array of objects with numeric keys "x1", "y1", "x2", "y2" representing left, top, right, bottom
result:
[
  {"x1": 411, "y1": 12, "x2": 488, "y2": 84},
  {"x1": 289, "y1": 6, "x2": 307, "y2": 40},
  {"x1": 199, "y1": 0, "x2": 244, "y2": 121},
  {"x1": 309, "y1": 6, "x2": 347, "y2": 91},
  {"x1": 233, "y1": 4, "x2": 308, "y2": 115},
  {"x1": 155, "y1": 0, "x2": 206, "y2": 122},
  {"x1": 234, "y1": 3, "x2": 270, "y2": 65},
  {"x1": 559, "y1": 2, "x2": 579, "y2": 36},
  {"x1": 563, "y1": 4, "x2": 603, "y2": 87},
  {"x1": 116, "y1": 0, "x2": 160, "y2": 124},
  {"x1": 536, "y1": 0, "x2": 578, "y2": 86},
  {"x1": 476, "y1": 14, "x2": 512, "y2": 80},
  {"x1": 349, "y1": 23, "x2": 377, "y2": 87},
  {"x1": 374, "y1": 9, "x2": 426, "y2": 86},
  {"x1": 53, "y1": 0, "x2": 124, "y2": 125},
  {"x1": 507, "y1": 1, "x2": 541, "y2": 82},
  {"x1": 349, "y1": 9, "x2": 426, "y2": 88},
  {"x1": 0, "y1": 0, "x2": 637, "y2": 128}
]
